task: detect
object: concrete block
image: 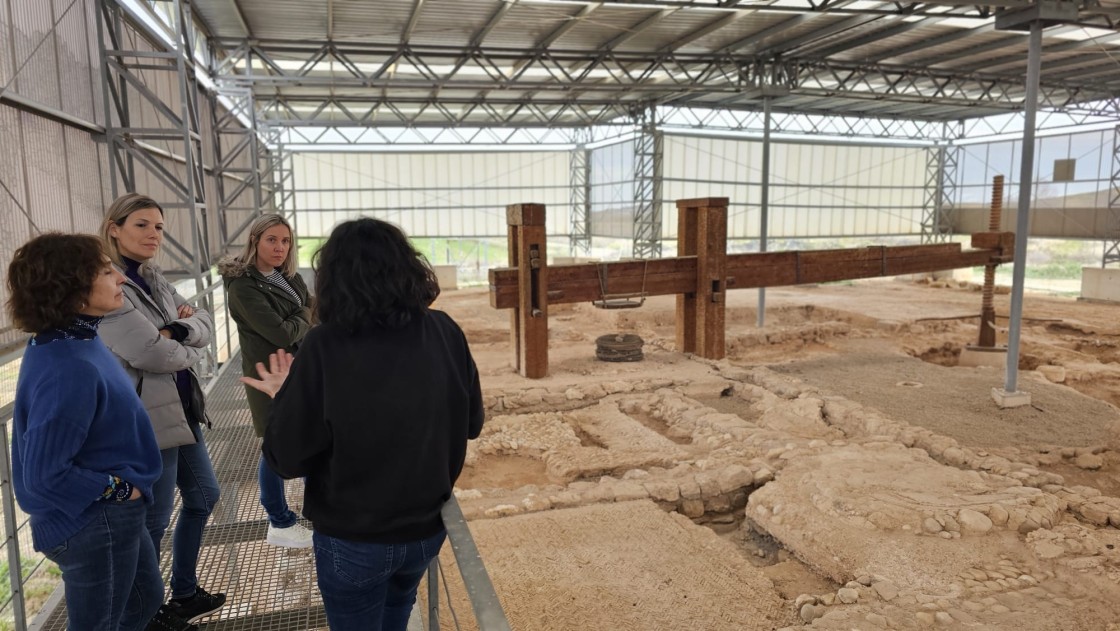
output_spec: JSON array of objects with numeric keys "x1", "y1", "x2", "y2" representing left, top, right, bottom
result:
[
  {"x1": 991, "y1": 388, "x2": 1031, "y2": 409},
  {"x1": 959, "y1": 346, "x2": 1007, "y2": 368},
  {"x1": 1080, "y1": 267, "x2": 1120, "y2": 303},
  {"x1": 433, "y1": 264, "x2": 458, "y2": 290}
]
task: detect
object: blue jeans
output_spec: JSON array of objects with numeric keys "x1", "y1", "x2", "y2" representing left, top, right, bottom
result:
[
  {"x1": 44, "y1": 499, "x2": 163, "y2": 631},
  {"x1": 313, "y1": 530, "x2": 446, "y2": 631},
  {"x1": 148, "y1": 424, "x2": 221, "y2": 598},
  {"x1": 259, "y1": 456, "x2": 298, "y2": 528}
]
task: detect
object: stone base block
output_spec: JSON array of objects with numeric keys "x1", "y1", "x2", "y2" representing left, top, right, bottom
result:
[
  {"x1": 959, "y1": 346, "x2": 1007, "y2": 368},
  {"x1": 991, "y1": 387, "x2": 1031, "y2": 409}
]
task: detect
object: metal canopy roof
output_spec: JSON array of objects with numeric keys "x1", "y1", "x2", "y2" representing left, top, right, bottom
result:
[{"x1": 193, "y1": 0, "x2": 1120, "y2": 128}]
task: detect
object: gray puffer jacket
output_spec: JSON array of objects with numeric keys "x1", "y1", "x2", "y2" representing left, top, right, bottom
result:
[{"x1": 100, "y1": 262, "x2": 213, "y2": 450}]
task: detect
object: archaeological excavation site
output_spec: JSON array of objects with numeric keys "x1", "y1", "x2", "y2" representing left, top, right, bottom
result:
[
  {"x1": 8, "y1": 1, "x2": 1120, "y2": 629},
  {"x1": 437, "y1": 277, "x2": 1120, "y2": 631}
]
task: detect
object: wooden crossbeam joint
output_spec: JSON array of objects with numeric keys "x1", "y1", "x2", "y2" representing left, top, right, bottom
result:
[{"x1": 970, "y1": 231, "x2": 1015, "y2": 262}]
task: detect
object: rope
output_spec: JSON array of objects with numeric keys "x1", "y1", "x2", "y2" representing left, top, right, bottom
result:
[{"x1": 593, "y1": 260, "x2": 648, "y2": 309}]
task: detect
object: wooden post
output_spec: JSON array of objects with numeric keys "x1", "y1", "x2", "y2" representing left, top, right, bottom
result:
[
  {"x1": 675, "y1": 200, "x2": 699, "y2": 354},
  {"x1": 506, "y1": 204, "x2": 548, "y2": 378},
  {"x1": 675, "y1": 197, "x2": 727, "y2": 359}
]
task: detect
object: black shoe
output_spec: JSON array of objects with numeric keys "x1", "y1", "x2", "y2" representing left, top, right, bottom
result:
[
  {"x1": 146, "y1": 605, "x2": 198, "y2": 631},
  {"x1": 167, "y1": 586, "x2": 227, "y2": 623}
]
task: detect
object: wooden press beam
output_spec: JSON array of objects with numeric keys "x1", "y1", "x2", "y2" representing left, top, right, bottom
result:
[
  {"x1": 489, "y1": 198, "x2": 1014, "y2": 379},
  {"x1": 489, "y1": 241, "x2": 1007, "y2": 309}
]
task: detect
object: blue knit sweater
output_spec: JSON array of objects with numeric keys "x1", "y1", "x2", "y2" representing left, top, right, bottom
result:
[{"x1": 13, "y1": 331, "x2": 162, "y2": 551}]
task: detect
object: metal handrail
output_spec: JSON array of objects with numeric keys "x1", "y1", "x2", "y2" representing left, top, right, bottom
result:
[
  {"x1": 4, "y1": 282, "x2": 512, "y2": 630},
  {"x1": 428, "y1": 497, "x2": 513, "y2": 631},
  {"x1": 3, "y1": 270, "x2": 238, "y2": 630}
]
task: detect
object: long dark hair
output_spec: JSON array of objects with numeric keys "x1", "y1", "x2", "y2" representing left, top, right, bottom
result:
[{"x1": 314, "y1": 218, "x2": 439, "y2": 332}]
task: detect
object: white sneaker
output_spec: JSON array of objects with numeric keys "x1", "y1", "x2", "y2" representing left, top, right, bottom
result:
[{"x1": 266, "y1": 523, "x2": 313, "y2": 548}]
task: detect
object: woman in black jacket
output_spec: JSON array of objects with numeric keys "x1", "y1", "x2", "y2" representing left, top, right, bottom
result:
[{"x1": 241, "y1": 218, "x2": 483, "y2": 631}]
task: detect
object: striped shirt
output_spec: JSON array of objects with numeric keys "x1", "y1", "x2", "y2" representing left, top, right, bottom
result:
[{"x1": 264, "y1": 269, "x2": 302, "y2": 306}]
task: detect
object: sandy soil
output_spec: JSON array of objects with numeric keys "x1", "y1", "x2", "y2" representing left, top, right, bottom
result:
[{"x1": 431, "y1": 278, "x2": 1120, "y2": 631}]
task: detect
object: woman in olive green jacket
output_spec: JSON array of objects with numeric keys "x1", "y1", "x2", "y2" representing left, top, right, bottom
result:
[{"x1": 218, "y1": 214, "x2": 314, "y2": 549}]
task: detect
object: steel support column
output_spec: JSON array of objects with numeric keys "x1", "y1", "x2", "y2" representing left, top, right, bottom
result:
[
  {"x1": 270, "y1": 139, "x2": 297, "y2": 233},
  {"x1": 1004, "y1": 20, "x2": 1044, "y2": 397},
  {"x1": 1103, "y1": 124, "x2": 1120, "y2": 266},
  {"x1": 632, "y1": 106, "x2": 663, "y2": 259},
  {"x1": 210, "y1": 85, "x2": 268, "y2": 252},
  {"x1": 922, "y1": 136, "x2": 958, "y2": 244},
  {"x1": 569, "y1": 127, "x2": 592, "y2": 256},
  {"x1": 98, "y1": 0, "x2": 211, "y2": 279},
  {"x1": 757, "y1": 97, "x2": 772, "y2": 328}
]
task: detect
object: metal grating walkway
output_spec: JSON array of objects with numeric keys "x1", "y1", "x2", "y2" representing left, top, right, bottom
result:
[{"x1": 38, "y1": 354, "x2": 328, "y2": 630}]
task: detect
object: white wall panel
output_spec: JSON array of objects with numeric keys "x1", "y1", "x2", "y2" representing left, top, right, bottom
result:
[
  {"x1": 589, "y1": 140, "x2": 634, "y2": 239},
  {"x1": 10, "y1": 0, "x2": 61, "y2": 109},
  {"x1": 21, "y1": 112, "x2": 72, "y2": 233},
  {"x1": 950, "y1": 129, "x2": 1113, "y2": 239},
  {"x1": 54, "y1": 0, "x2": 97, "y2": 123},
  {"x1": 0, "y1": 0, "x2": 13, "y2": 88},
  {"x1": 664, "y1": 135, "x2": 927, "y2": 241},
  {"x1": 65, "y1": 125, "x2": 106, "y2": 233},
  {"x1": 292, "y1": 151, "x2": 570, "y2": 239}
]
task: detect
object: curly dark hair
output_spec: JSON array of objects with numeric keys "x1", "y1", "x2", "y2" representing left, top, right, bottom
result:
[
  {"x1": 314, "y1": 218, "x2": 439, "y2": 333},
  {"x1": 7, "y1": 233, "x2": 107, "y2": 333}
]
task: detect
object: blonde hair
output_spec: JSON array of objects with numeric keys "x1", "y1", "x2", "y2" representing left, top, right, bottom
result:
[
  {"x1": 100, "y1": 193, "x2": 163, "y2": 266},
  {"x1": 234, "y1": 214, "x2": 297, "y2": 277}
]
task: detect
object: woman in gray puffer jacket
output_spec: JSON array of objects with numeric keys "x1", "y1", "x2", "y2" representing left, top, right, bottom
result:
[{"x1": 99, "y1": 193, "x2": 226, "y2": 629}]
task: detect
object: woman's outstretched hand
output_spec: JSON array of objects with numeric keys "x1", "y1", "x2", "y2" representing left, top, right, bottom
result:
[{"x1": 239, "y1": 349, "x2": 294, "y2": 399}]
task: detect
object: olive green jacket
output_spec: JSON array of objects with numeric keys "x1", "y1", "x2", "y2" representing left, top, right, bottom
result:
[{"x1": 218, "y1": 257, "x2": 311, "y2": 437}]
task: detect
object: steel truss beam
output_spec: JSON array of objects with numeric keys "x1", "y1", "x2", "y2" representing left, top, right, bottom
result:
[
  {"x1": 1104, "y1": 124, "x2": 1120, "y2": 266},
  {"x1": 252, "y1": 99, "x2": 1120, "y2": 148},
  {"x1": 256, "y1": 95, "x2": 635, "y2": 129},
  {"x1": 209, "y1": 41, "x2": 1115, "y2": 128},
  {"x1": 272, "y1": 125, "x2": 580, "y2": 147},
  {"x1": 959, "y1": 107, "x2": 1120, "y2": 140},
  {"x1": 633, "y1": 105, "x2": 664, "y2": 259},
  {"x1": 578, "y1": 1, "x2": 1117, "y2": 28},
  {"x1": 661, "y1": 106, "x2": 954, "y2": 140},
  {"x1": 570, "y1": 128, "x2": 592, "y2": 256}
]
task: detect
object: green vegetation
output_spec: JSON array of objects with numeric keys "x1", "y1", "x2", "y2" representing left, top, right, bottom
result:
[
  {"x1": 297, "y1": 237, "x2": 512, "y2": 270},
  {"x1": 0, "y1": 556, "x2": 61, "y2": 627},
  {"x1": 972, "y1": 260, "x2": 1087, "y2": 280},
  {"x1": 296, "y1": 237, "x2": 325, "y2": 268},
  {"x1": 409, "y1": 238, "x2": 510, "y2": 269}
]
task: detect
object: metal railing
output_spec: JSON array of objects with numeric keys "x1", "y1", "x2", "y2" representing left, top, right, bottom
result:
[
  {"x1": 2, "y1": 275, "x2": 512, "y2": 630},
  {"x1": 0, "y1": 274, "x2": 238, "y2": 630},
  {"x1": 425, "y1": 498, "x2": 513, "y2": 631}
]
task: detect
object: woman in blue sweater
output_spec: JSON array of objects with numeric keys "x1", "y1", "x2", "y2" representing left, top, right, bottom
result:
[{"x1": 7, "y1": 233, "x2": 163, "y2": 631}]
